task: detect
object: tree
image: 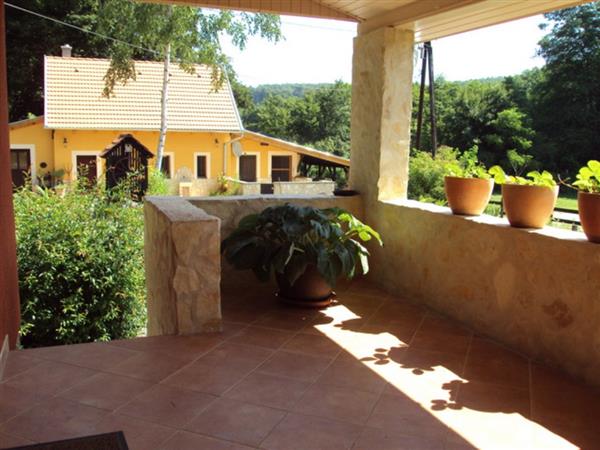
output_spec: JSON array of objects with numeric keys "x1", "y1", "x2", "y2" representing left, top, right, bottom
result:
[
  {"x1": 97, "y1": 2, "x2": 282, "y2": 169},
  {"x1": 5, "y1": 1, "x2": 110, "y2": 121},
  {"x1": 535, "y1": 3, "x2": 600, "y2": 173}
]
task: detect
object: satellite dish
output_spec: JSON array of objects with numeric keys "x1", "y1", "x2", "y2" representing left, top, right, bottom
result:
[{"x1": 232, "y1": 141, "x2": 244, "y2": 157}]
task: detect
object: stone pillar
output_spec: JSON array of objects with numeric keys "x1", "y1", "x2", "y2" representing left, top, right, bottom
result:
[
  {"x1": 0, "y1": 0, "x2": 21, "y2": 350},
  {"x1": 349, "y1": 28, "x2": 415, "y2": 203},
  {"x1": 144, "y1": 197, "x2": 222, "y2": 335}
]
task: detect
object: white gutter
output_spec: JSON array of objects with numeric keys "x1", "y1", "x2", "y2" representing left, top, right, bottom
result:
[{"x1": 222, "y1": 133, "x2": 244, "y2": 175}]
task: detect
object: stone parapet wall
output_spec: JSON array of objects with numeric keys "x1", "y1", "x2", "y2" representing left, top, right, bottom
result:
[
  {"x1": 368, "y1": 199, "x2": 600, "y2": 386},
  {"x1": 144, "y1": 197, "x2": 222, "y2": 336},
  {"x1": 273, "y1": 181, "x2": 335, "y2": 196}
]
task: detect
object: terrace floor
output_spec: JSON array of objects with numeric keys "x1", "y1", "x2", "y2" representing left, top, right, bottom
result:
[{"x1": 1, "y1": 281, "x2": 599, "y2": 450}]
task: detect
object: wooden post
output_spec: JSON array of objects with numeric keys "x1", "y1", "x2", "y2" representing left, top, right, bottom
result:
[{"x1": 0, "y1": 0, "x2": 21, "y2": 350}]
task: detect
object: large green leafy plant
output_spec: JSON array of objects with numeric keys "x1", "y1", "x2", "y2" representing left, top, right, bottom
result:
[
  {"x1": 221, "y1": 204, "x2": 382, "y2": 287},
  {"x1": 572, "y1": 160, "x2": 600, "y2": 193}
]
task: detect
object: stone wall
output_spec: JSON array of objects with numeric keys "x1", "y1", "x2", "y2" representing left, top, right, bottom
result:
[
  {"x1": 367, "y1": 199, "x2": 600, "y2": 386},
  {"x1": 189, "y1": 195, "x2": 364, "y2": 288},
  {"x1": 144, "y1": 197, "x2": 222, "y2": 335},
  {"x1": 273, "y1": 181, "x2": 336, "y2": 196}
]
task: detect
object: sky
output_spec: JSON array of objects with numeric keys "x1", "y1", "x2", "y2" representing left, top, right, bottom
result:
[{"x1": 221, "y1": 14, "x2": 549, "y2": 86}]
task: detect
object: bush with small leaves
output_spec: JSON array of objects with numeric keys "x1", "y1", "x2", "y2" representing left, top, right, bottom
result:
[{"x1": 13, "y1": 181, "x2": 146, "y2": 348}]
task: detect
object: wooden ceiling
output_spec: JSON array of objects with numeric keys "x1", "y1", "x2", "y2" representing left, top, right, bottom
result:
[{"x1": 147, "y1": 0, "x2": 593, "y2": 41}]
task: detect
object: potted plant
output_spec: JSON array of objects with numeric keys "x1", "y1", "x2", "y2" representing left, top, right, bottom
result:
[
  {"x1": 571, "y1": 160, "x2": 600, "y2": 243},
  {"x1": 490, "y1": 166, "x2": 559, "y2": 229},
  {"x1": 221, "y1": 204, "x2": 382, "y2": 307},
  {"x1": 444, "y1": 146, "x2": 494, "y2": 216}
]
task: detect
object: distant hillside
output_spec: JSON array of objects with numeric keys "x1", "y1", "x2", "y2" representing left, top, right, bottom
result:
[{"x1": 250, "y1": 83, "x2": 333, "y2": 103}]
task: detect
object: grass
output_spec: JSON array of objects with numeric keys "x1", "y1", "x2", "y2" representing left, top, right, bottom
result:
[{"x1": 490, "y1": 190, "x2": 578, "y2": 212}]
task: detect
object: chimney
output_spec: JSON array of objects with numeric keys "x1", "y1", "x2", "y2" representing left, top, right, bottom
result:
[{"x1": 61, "y1": 44, "x2": 72, "y2": 58}]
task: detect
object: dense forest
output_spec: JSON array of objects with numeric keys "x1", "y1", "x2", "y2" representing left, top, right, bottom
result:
[
  {"x1": 6, "y1": 2, "x2": 600, "y2": 177},
  {"x1": 234, "y1": 3, "x2": 600, "y2": 176}
]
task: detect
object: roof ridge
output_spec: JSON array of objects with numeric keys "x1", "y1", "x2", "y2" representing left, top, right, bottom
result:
[{"x1": 45, "y1": 55, "x2": 214, "y2": 70}]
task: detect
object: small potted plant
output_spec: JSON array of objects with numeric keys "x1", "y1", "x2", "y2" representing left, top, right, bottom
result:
[
  {"x1": 221, "y1": 204, "x2": 382, "y2": 307},
  {"x1": 490, "y1": 166, "x2": 559, "y2": 229},
  {"x1": 444, "y1": 146, "x2": 494, "y2": 216},
  {"x1": 571, "y1": 160, "x2": 600, "y2": 243}
]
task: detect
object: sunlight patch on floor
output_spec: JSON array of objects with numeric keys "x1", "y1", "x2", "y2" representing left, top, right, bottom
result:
[{"x1": 314, "y1": 303, "x2": 577, "y2": 450}]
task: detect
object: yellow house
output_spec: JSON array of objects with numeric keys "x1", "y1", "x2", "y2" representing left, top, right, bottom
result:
[{"x1": 9, "y1": 49, "x2": 349, "y2": 196}]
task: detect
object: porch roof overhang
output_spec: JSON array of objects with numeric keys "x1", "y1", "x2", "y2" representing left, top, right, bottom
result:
[{"x1": 144, "y1": 0, "x2": 593, "y2": 41}]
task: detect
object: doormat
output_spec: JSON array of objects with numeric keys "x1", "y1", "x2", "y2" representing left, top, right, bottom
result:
[{"x1": 5, "y1": 431, "x2": 129, "y2": 450}]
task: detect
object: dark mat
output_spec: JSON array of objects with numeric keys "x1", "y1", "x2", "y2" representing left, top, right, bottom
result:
[{"x1": 4, "y1": 432, "x2": 129, "y2": 450}]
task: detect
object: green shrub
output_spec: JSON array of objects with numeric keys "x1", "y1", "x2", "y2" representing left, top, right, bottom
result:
[
  {"x1": 408, "y1": 146, "x2": 459, "y2": 204},
  {"x1": 147, "y1": 166, "x2": 171, "y2": 196},
  {"x1": 13, "y1": 182, "x2": 146, "y2": 348}
]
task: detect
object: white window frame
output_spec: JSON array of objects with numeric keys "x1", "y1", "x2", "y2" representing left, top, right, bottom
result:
[
  {"x1": 236, "y1": 152, "x2": 261, "y2": 181},
  {"x1": 268, "y1": 151, "x2": 296, "y2": 182},
  {"x1": 193, "y1": 152, "x2": 211, "y2": 179},
  {"x1": 71, "y1": 150, "x2": 101, "y2": 181},
  {"x1": 160, "y1": 152, "x2": 175, "y2": 178},
  {"x1": 10, "y1": 144, "x2": 36, "y2": 184}
]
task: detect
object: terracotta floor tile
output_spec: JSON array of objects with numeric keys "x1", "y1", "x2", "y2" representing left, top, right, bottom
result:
[
  {"x1": 1, "y1": 352, "x2": 43, "y2": 381},
  {"x1": 228, "y1": 326, "x2": 293, "y2": 349},
  {"x1": 24, "y1": 342, "x2": 138, "y2": 371},
  {"x1": 59, "y1": 372, "x2": 153, "y2": 411},
  {"x1": 160, "y1": 430, "x2": 250, "y2": 450},
  {"x1": 257, "y1": 350, "x2": 332, "y2": 382},
  {"x1": 109, "y1": 335, "x2": 221, "y2": 361},
  {"x1": 410, "y1": 324, "x2": 472, "y2": 356},
  {"x1": 317, "y1": 357, "x2": 386, "y2": 394},
  {"x1": 358, "y1": 321, "x2": 420, "y2": 346},
  {"x1": 367, "y1": 393, "x2": 450, "y2": 439},
  {"x1": 282, "y1": 333, "x2": 341, "y2": 358},
  {"x1": 94, "y1": 413, "x2": 176, "y2": 450},
  {"x1": 261, "y1": 412, "x2": 362, "y2": 450},
  {"x1": 106, "y1": 351, "x2": 189, "y2": 382},
  {"x1": 0, "y1": 397, "x2": 108, "y2": 443},
  {"x1": 0, "y1": 431, "x2": 35, "y2": 448},
  {"x1": 185, "y1": 397, "x2": 285, "y2": 447},
  {"x1": 224, "y1": 372, "x2": 310, "y2": 410},
  {"x1": 0, "y1": 384, "x2": 45, "y2": 424},
  {"x1": 353, "y1": 426, "x2": 445, "y2": 450},
  {"x1": 117, "y1": 384, "x2": 215, "y2": 428},
  {"x1": 293, "y1": 384, "x2": 380, "y2": 425},
  {"x1": 530, "y1": 381, "x2": 600, "y2": 429},
  {"x1": 456, "y1": 381, "x2": 530, "y2": 417},
  {"x1": 161, "y1": 361, "x2": 249, "y2": 395},
  {"x1": 254, "y1": 310, "x2": 317, "y2": 331},
  {"x1": 196, "y1": 342, "x2": 273, "y2": 372},
  {"x1": 4, "y1": 360, "x2": 96, "y2": 398},
  {"x1": 464, "y1": 338, "x2": 530, "y2": 389},
  {"x1": 397, "y1": 347, "x2": 468, "y2": 377}
]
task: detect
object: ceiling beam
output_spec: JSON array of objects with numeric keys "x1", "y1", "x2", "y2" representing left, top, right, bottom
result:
[
  {"x1": 143, "y1": 0, "x2": 360, "y2": 22},
  {"x1": 357, "y1": 0, "x2": 485, "y2": 35}
]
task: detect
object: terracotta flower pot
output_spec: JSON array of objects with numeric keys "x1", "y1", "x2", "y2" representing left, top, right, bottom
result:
[
  {"x1": 276, "y1": 265, "x2": 333, "y2": 308},
  {"x1": 578, "y1": 191, "x2": 600, "y2": 243},
  {"x1": 502, "y1": 184, "x2": 559, "y2": 229},
  {"x1": 444, "y1": 176, "x2": 494, "y2": 216}
]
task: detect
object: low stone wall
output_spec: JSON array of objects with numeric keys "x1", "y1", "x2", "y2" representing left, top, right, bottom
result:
[
  {"x1": 273, "y1": 181, "x2": 336, "y2": 196},
  {"x1": 367, "y1": 199, "x2": 600, "y2": 386},
  {"x1": 144, "y1": 197, "x2": 222, "y2": 336},
  {"x1": 189, "y1": 195, "x2": 364, "y2": 288}
]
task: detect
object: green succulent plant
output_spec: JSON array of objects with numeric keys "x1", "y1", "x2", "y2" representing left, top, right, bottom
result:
[
  {"x1": 221, "y1": 204, "x2": 382, "y2": 288},
  {"x1": 489, "y1": 165, "x2": 556, "y2": 188},
  {"x1": 572, "y1": 160, "x2": 600, "y2": 193},
  {"x1": 445, "y1": 145, "x2": 491, "y2": 179}
]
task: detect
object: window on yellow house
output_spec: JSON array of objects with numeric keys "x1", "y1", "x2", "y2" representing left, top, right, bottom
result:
[
  {"x1": 160, "y1": 155, "x2": 171, "y2": 178},
  {"x1": 196, "y1": 155, "x2": 207, "y2": 178}
]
